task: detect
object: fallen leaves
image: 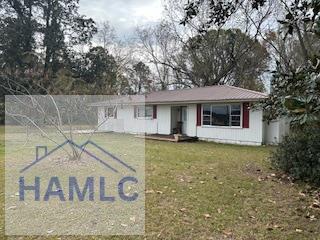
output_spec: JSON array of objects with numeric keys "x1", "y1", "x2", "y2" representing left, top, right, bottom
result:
[
  {"x1": 273, "y1": 224, "x2": 281, "y2": 229},
  {"x1": 311, "y1": 200, "x2": 320, "y2": 209},
  {"x1": 176, "y1": 175, "x2": 193, "y2": 184},
  {"x1": 145, "y1": 189, "x2": 163, "y2": 194},
  {"x1": 145, "y1": 189, "x2": 154, "y2": 194},
  {"x1": 305, "y1": 213, "x2": 317, "y2": 221},
  {"x1": 266, "y1": 225, "x2": 282, "y2": 231},
  {"x1": 222, "y1": 229, "x2": 233, "y2": 236},
  {"x1": 256, "y1": 171, "x2": 295, "y2": 185},
  {"x1": 267, "y1": 199, "x2": 276, "y2": 204},
  {"x1": 298, "y1": 191, "x2": 307, "y2": 197},
  {"x1": 179, "y1": 208, "x2": 187, "y2": 213}
]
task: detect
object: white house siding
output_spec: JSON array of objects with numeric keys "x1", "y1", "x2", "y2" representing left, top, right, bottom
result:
[
  {"x1": 279, "y1": 119, "x2": 290, "y2": 141},
  {"x1": 98, "y1": 105, "x2": 158, "y2": 134},
  {"x1": 119, "y1": 105, "x2": 157, "y2": 134},
  {"x1": 264, "y1": 119, "x2": 290, "y2": 145},
  {"x1": 97, "y1": 107, "x2": 124, "y2": 132},
  {"x1": 157, "y1": 105, "x2": 171, "y2": 135},
  {"x1": 186, "y1": 104, "x2": 197, "y2": 137},
  {"x1": 98, "y1": 104, "x2": 183, "y2": 135},
  {"x1": 196, "y1": 109, "x2": 264, "y2": 146},
  {"x1": 97, "y1": 104, "x2": 275, "y2": 146}
]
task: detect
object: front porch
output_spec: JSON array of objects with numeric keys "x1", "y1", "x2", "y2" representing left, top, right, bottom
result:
[
  {"x1": 136, "y1": 134, "x2": 198, "y2": 142},
  {"x1": 171, "y1": 106, "x2": 188, "y2": 135}
]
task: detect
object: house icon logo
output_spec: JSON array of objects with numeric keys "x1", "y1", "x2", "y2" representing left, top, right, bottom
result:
[
  {"x1": 5, "y1": 95, "x2": 145, "y2": 235},
  {"x1": 18, "y1": 140, "x2": 140, "y2": 203},
  {"x1": 20, "y1": 140, "x2": 136, "y2": 174}
]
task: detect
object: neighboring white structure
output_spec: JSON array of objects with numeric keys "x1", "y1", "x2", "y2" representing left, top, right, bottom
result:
[
  {"x1": 91, "y1": 85, "x2": 290, "y2": 146},
  {"x1": 264, "y1": 118, "x2": 291, "y2": 145}
]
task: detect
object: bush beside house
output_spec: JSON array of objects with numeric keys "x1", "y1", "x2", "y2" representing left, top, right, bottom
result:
[{"x1": 271, "y1": 127, "x2": 320, "y2": 186}]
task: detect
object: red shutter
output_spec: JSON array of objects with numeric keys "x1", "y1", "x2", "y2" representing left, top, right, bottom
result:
[
  {"x1": 196, "y1": 104, "x2": 202, "y2": 126},
  {"x1": 153, "y1": 105, "x2": 157, "y2": 119},
  {"x1": 242, "y1": 102, "x2": 250, "y2": 128},
  {"x1": 134, "y1": 106, "x2": 137, "y2": 118}
]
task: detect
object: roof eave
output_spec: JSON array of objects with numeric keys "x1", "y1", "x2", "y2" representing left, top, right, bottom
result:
[
  {"x1": 145, "y1": 98, "x2": 266, "y2": 105},
  {"x1": 89, "y1": 97, "x2": 267, "y2": 106}
]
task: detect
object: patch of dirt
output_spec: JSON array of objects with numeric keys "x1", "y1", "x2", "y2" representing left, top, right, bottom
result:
[
  {"x1": 244, "y1": 163, "x2": 320, "y2": 224},
  {"x1": 243, "y1": 163, "x2": 294, "y2": 185},
  {"x1": 243, "y1": 163, "x2": 264, "y2": 177}
]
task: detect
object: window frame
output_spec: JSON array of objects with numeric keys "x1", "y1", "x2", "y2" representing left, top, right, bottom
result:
[
  {"x1": 202, "y1": 103, "x2": 242, "y2": 128},
  {"x1": 230, "y1": 104, "x2": 241, "y2": 127},
  {"x1": 202, "y1": 104, "x2": 212, "y2": 126},
  {"x1": 136, "y1": 105, "x2": 153, "y2": 119},
  {"x1": 105, "y1": 106, "x2": 116, "y2": 119}
]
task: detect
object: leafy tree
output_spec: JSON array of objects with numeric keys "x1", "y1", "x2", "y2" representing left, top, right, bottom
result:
[
  {"x1": 40, "y1": 0, "x2": 97, "y2": 79},
  {"x1": 129, "y1": 61, "x2": 153, "y2": 94},
  {"x1": 138, "y1": 11, "x2": 269, "y2": 91},
  {"x1": 176, "y1": 28, "x2": 269, "y2": 90},
  {"x1": 262, "y1": 1, "x2": 320, "y2": 126},
  {"x1": 181, "y1": 0, "x2": 320, "y2": 183},
  {"x1": 181, "y1": 0, "x2": 320, "y2": 126},
  {"x1": 0, "y1": 0, "x2": 37, "y2": 59},
  {"x1": 71, "y1": 47, "x2": 118, "y2": 94},
  {"x1": 0, "y1": 0, "x2": 97, "y2": 93}
]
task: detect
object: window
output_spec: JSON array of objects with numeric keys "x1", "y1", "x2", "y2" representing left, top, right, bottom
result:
[
  {"x1": 203, "y1": 104, "x2": 211, "y2": 125},
  {"x1": 230, "y1": 105, "x2": 241, "y2": 126},
  {"x1": 145, "y1": 106, "x2": 153, "y2": 118},
  {"x1": 202, "y1": 104, "x2": 241, "y2": 127},
  {"x1": 211, "y1": 105, "x2": 229, "y2": 126},
  {"x1": 105, "y1": 106, "x2": 115, "y2": 118},
  {"x1": 136, "y1": 105, "x2": 153, "y2": 118}
]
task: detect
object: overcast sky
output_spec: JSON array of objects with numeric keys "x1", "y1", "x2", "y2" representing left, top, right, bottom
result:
[{"x1": 79, "y1": 0, "x2": 163, "y2": 39}]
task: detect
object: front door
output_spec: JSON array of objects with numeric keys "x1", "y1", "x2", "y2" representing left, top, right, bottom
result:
[{"x1": 181, "y1": 106, "x2": 187, "y2": 135}]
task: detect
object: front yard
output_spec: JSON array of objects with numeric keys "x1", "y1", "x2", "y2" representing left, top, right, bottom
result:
[{"x1": 0, "y1": 127, "x2": 319, "y2": 239}]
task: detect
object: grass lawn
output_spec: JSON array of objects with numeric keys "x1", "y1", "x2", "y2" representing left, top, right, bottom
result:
[{"x1": 0, "y1": 126, "x2": 319, "y2": 239}]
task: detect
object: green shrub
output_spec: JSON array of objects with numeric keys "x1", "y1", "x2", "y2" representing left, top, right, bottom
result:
[{"x1": 271, "y1": 127, "x2": 320, "y2": 186}]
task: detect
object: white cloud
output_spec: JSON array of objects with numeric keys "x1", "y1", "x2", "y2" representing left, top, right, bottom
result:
[
  {"x1": 79, "y1": 0, "x2": 163, "y2": 38},
  {"x1": 132, "y1": 1, "x2": 162, "y2": 22}
]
